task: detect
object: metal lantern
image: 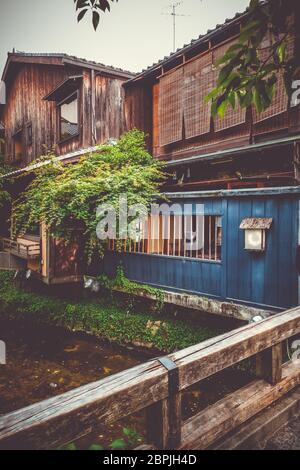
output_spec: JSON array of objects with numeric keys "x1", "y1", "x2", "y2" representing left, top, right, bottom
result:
[{"x1": 240, "y1": 218, "x2": 273, "y2": 253}]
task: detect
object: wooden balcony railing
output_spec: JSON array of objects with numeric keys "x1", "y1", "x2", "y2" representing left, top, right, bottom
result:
[
  {"x1": 0, "y1": 236, "x2": 40, "y2": 260},
  {"x1": 0, "y1": 307, "x2": 300, "y2": 450}
]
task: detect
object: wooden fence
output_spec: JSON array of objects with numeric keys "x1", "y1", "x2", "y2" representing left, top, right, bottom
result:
[{"x1": 0, "y1": 306, "x2": 300, "y2": 450}]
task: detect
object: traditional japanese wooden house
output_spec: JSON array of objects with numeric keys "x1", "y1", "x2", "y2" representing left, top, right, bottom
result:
[
  {"x1": 100, "y1": 5, "x2": 300, "y2": 316},
  {"x1": 0, "y1": 52, "x2": 134, "y2": 284}
]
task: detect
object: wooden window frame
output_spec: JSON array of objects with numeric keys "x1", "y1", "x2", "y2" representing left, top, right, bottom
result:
[
  {"x1": 57, "y1": 90, "x2": 80, "y2": 145},
  {"x1": 12, "y1": 128, "x2": 23, "y2": 162},
  {"x1": 109, "y1": 214, "x2": 222, "y2": 264}
]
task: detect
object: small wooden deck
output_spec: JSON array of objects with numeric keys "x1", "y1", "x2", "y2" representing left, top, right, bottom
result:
[
  {"x1": 0, "y1": 306, "x2": 300, "y2": 450},
  {"x1": 0, "y1": 236, "x2": 40, "y2": 260}
]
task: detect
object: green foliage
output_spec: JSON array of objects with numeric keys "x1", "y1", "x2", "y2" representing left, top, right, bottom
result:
[
  {"x1": 74, "y1": 0, "x2": 117, "y2": 30},
  {"x1": 60, "y1": 427, "x2": 141, "y2": 451},
  {"x1": 110, "y1": 428, "x2": 141, "y2": 449},
  {"x1": 0, "y1": 271, "x2": 223, "y2": 353},
  {"x1": 207, "y1": 0, "x2": 297, "y2": 117},
  {"x1": 0, "y1": 153, "x2": 11, "y2": 209},
  {"x1": 12, "y1": 130, "x2": 165, "y2": 263},
  {"x1": 88, "y1": 444, "x2": 104, "y2": 450},
  {"x1": 97, "y1": 265, "x2": 165, "y2": 312}
]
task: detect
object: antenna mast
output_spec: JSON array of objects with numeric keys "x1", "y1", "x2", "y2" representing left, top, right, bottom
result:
[{"x1": 162, "y1": 1, "x2": 191, "y2": 52}]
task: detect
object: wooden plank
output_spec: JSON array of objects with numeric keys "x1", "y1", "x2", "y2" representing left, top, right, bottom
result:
[
  {"x1": 256, "y1": 343, "x2": 282, "y2": 385},
  {"x1": 0, "y1": 361, "x2": 168, "y2": 450},
  {"x1": 146, "y1": 399, "x2": 169, "y2": 449},
  {"x1": 180, "y1": 361, "x2": 300, "y2": 450},
  {"x1": 168, "y1": 391, "x2": 182, "y2": 449},
  {"x1": 214, "y1": 385, "x2": 300, "y2": 450},
  {"x1": 172, "y1": 306, "x2": 300, "y2": 390}
]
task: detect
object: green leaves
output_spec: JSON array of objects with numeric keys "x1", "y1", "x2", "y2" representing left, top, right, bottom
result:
[
  {"x1": 77, "y1": 9, "x2": 88, "y2": 23},
  {"x1": 110, "y1": 438, "x2": 127, "y2": 450},
  {"x1": 89, "y1": 444, "x2": 104, "y2": 450},
  {"x1": 74, "y1": 0, "x2": 117, "y2": 30},
  {"x1": 276, "y1": 42, "x2": 287, "y2": 64},
  {"x1": 0, "y1": 154, "x2": 12, "y2": 209},
  {"x1": 92, "y1": 10, "x2": 100, "y2": 31},
  {"x1": 207, "y1": 0, "x2": 295, "y2": 119}
]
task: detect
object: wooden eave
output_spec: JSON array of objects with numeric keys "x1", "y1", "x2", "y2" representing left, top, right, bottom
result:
[{"x1": 43, "y1": 75, "x2": 83, "y2": 102}]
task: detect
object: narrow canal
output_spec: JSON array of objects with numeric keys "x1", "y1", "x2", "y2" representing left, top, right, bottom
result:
[{"x1": 0, "y1": 318, "x2": 253, "y2": 450}]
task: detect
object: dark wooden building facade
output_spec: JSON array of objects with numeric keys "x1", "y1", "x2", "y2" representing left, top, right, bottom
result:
[
  {"x1": 101, "y1": 5, "x2": 300, "y2": 315},
  {"x1": 0, "y1": 52, "x2": 134, "y2": 166},
  {"x1": 124, "y1": 7, "x2": 300, "y2": 192},
  {"x1": 0, "y1": 52, "x2": 134, "y2": 284}
]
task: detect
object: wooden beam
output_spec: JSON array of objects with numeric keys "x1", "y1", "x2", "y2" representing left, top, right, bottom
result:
[
  {"x1": 256, "y1": 343, "x2": 283, "y2": 385},
  {"x1": 180, "y1": 361, "x2": 300, "y2": 450},
  {"x1": 112, "y1": 284, "x2": 272, "y2": 321},
  {"x1": 0, "y1": 361, "x2": 168, "y2": 450},
  {"x1": 172, "y1": 306, "x2": 300, "y2": 390},
  {"x1": 1, "y1": 307, "x2": 300, "y2": 450}
]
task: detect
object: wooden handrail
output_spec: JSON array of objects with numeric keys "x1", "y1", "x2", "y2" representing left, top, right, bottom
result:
[
  {"x1": 0, "y1": 306, "x2": 300, "y2": 450},
  {"x1": 0, "y1": 236, "x2": 40, "y2": 260}
]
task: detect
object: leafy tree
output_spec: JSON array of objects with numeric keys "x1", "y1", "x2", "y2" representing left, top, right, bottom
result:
[
  {"x1": 12, "y1": 130, "x2": 165, "y2": 261},
  {"x1": 0, "y1": 151, "x2": 11, "y2": 209},
  {"x1": 207, "y1": 0, "x2": 299, "y2": 117}
]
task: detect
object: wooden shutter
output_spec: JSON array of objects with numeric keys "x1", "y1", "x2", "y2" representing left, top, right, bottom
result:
[
  {"x1": 253, "y1": 35, "x2": 293, "y2": 123},
  {"x1": 183, "y1": 53, "x2": 213, "y2": 138},
  {"x1": 159, "y1": 68, "x2": 184, "y2": 146},
  {"x1": 212, "y1": 40, "x2": 246, "y2": 131}
]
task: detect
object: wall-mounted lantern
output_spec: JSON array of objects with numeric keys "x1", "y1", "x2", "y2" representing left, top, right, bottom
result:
[{"x1": 239, "y1": 218, "x2": 273, "y2": 252}]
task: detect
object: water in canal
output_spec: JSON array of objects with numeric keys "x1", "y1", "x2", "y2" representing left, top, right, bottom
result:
[{"x1": 0, "y1": 318, "x2": 253, "y2": 450}]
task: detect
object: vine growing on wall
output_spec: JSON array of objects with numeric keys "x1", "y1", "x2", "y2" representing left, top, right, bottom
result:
[
  {"x1": 12, "y1": 130, "x2": 165, "y2": 263},
  {"x1": 96, "y1": 265, "x2": 165, "y2": 312},
  {"x1": 0, "y1": 153, "x2": 11, "y2": 209}
]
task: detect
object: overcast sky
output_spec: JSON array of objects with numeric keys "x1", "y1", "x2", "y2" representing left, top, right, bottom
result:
[{"x1": 0, "y1": 0, "x2": 249, "y2": 76}]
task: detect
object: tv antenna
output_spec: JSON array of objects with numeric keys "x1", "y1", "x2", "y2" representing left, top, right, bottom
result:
[{"x1": 162, "y1": 2, "x2": 191, "y2": 52}]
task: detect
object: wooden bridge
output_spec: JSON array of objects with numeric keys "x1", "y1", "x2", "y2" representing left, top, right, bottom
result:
[{"x1": 0, "y1": 306, "x2": 300, "y2": 450}]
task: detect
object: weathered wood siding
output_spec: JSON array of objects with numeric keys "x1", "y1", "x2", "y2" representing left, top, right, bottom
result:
[
  {"x1": 2, "y1": 63, "x2": 128, "y2": 164},
  {"x1": 124, "y1": 82, "x2": 153, "y2": 152},
  {"x1": 3, "y1": 63, "x2": 69, "y2": 164},
  {"x1": 94, "y1": 74, "x2": 126, "y2": 143}
]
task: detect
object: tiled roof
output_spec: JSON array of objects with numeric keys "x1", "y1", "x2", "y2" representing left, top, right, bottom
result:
[
  {"x1": 3, "y1": 52, "x2": 136, "y2": 80},
  {"x1": 126, "y1": 4, "x2": 257, "y2": 83}
]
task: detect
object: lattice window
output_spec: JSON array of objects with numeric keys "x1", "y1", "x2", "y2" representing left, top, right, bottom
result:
[
  {"x1": 183, "y1": 53, "x2": 213, "y2": 138},
  {"x1": 212, "y1": 40, "x2": 247, "y2": 131},
  {"x1": 159, "y1": 68, "x2": 184, "y2": 146},
  {"x1": 109, "y1": 215, "x2": 222, "y2": 261},
  {"x1": 253, "y1": 34, "x2": 293, "y2": 123}
]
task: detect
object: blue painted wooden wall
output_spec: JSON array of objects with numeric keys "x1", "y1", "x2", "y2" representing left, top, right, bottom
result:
[{"x1": 101, "y1": 194, "x2": 299, "y2": 310}]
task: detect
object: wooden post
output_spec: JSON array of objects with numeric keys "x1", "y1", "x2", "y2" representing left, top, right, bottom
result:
[
  {"x1": 146, "y1": 357, "x2": 182, "y2": 450},
  {"x1": 146, "y1": 392, "x2": 182, "y2": 450},
  {"x1": 256, "y1": 343, "x2": 283, "y2": 385},
  {"x1": 146, "y1": 399, "x2": 169, "y2": 450},
  {"x1": 168, "y1": 390, "x2": 182, "y2": 448}
]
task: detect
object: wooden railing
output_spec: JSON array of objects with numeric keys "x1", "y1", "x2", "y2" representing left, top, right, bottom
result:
[
  {"x1": 0, "y1": 237, "x2": 40, "y2": 260},
  {"x1": 0, "y1": 306, "x2": 300, "y2": 450}
]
